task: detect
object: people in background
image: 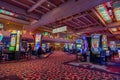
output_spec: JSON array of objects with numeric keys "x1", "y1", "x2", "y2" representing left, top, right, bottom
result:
[
  {"x1": 37, "y1": 46, "x2": 42, "y2": 58},
  {"x1": 26, "y1": 44, "x2": 32, "y2": 59},
  {"x1": 118, "y1": 48, "x2": 120, "y2": 60},
  {"x1": 21, "y1": 46, "x2": 26, "y2": 59}
]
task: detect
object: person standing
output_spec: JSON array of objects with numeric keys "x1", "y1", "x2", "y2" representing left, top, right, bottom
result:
[
  {"x1": 118, "y1": 48, "x2": 120, "y2": 60},
  {"x1": 26, "y1": 44, "x2": 32, "y2": 59}
]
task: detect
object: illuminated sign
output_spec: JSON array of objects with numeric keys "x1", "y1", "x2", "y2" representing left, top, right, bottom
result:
[
  {"x1": 113, "y1": 1, "x2": 120, "y2": 21},
  {"x1": 95, "y1": 4, "x2": 112, "y2": 23},
  {"x1": 35, "y1": 34, "x2": 41, "y2": 50},
  {"x1": 52, "y1": 26, "x2": 67, "y2": 33}
]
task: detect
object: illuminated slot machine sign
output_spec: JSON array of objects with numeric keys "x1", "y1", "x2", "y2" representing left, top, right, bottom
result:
[
  {"x1": 102, "y1": 35, "x2": 108, "y2": 50},
  {"x1": 35, "y1": 34, "x2": 42, "y2": 50},
  {"x1": 91, "y1": 34, "x2": 101, "y2": 54},
  {"x1": 110, "y1": 41, "x2": 116, "y2": 51},
  {"x1": 9, "y1": 34, "x2": 17, "y2": 51}
]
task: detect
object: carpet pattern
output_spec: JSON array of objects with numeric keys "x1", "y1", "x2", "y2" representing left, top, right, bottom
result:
[{"x1": 0, "y1": 51, "x2": 120, "y2": 80}]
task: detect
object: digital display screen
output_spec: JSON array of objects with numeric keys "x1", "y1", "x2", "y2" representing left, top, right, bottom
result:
[
  {"x1": 91, "y1": 34, "x2": 100, "y2": 54},
  {"x1": 35, "y1": 34, "x2": 41, "y2": 50},
  {"x1": 102, "y1": 35, "x2": 108, "y2": 50},
  {"x1": 77, "y1": 45, "x2": 82, "y2": 49},
  {"x1": 9, "y1": 46, "x2": 15, "y2": 51},
  {"x1": 10, "y1": 34, "x2": 16, "y2": 46}
]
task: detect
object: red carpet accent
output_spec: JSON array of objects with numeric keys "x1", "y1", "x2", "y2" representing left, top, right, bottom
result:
[{"x1": 0, "y1": 51, "x2": 120, "y2": 80}]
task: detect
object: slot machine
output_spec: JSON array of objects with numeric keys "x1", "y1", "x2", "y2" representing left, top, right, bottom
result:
[
  {"x1": 9, "y1": 31, "x2": 21, "y2": 52},
  {"x1": 64, "y1": 43, "x2": 69, "y2": 52},
  {"x1": 82, "y1": 35, "x2": 88, "y2": 54},
  {"x1": 76, "y1": 39, "x2": 83, "y2": 54},
  {"x1": 91, "y1": 34, "x2": 101, "y2": 54},
  {"x1": 102, "y1": 35, "x2": 108, "y2": 51},
  {"x1": 91, "y1": 34, "x2": 103, "y2": 64},
  {"x1": 110, "y1": 41, "x2": 116, "y2": 52},
  {"x1": 9, "y1": 31, "x2": 21, "y2": 60},
  {"x1": 42, "y1": 43, "x2": 46, "y2": 52},
  {"x1": 101, "y1": 35, "x2": 108, "y2": 64},
  {"x1": 35, "y1": 34, "x2": 42, "y2": 52}
]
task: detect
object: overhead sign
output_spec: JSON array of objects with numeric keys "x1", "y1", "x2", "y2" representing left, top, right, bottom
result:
[
  {"x1": 0, "y1": 23, "x2": 3, "y2": 29},
  {"x1": 52, "y1": 26, "x2": 67, "y2": 33}
]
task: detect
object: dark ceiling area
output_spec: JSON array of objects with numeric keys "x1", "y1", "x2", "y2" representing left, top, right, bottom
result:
[{"x1": 0, "y1": 0, "x2": 120, "y2": 40}]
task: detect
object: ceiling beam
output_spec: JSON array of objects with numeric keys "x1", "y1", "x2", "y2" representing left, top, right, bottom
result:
[
  {"x1": 11, "y1": 0, "x2": 45, "y2": 14},
  {"x1": 70, "y1": 21, "x2": 80, "y2": 27},
  {"x1": 40, "y1": 6, "x2": 50, "y2": 11},
  {"x1": 27, "y1": 0, "x2": 35, "y2": 4},
  {"x1": 28, "y1": 0, "x2": 50, "y2": 11},
  {"x1": 75, "y1": 18, "x2": 86, "y2": 24},
  {"x1": 61, "y1": 0, "x2": 65, "y2": 3},
  {"x1": 28, "y1": 0, "x2": 47, "y2": 12},
  {"x1": 46, "y1": 1, "x2": 57, "y2": 7},
  {"x1": 0, "y1": 14, "x2": 30, "y2": 24},
  {"x1": 0, "y1": 0, "x2": 40, "y2": 19},
  {"x1": 92, "y1": 9, "x2": 107, "y2": 26},
  {"x1": 28, "y1": 0, "x2": 110, "y2": 31},
  {"x1": 76, "y1": 21, "x2": 120, "y2": 34},
  {"x1": 74, "y1": 23, "x2": 98, "y2": 29},
  {"x1": 83, "y1": 16, "x2": 93, "y2": 24}
]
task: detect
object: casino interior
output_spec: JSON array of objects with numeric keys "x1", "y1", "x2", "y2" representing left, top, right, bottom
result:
[{"x1": 0, "y1": 0, "x2": 120, "y2": 80}]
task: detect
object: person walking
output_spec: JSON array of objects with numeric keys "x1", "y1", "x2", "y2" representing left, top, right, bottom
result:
[{"x1": 26, "y1": 44, "x2": 32, "y2": 59}]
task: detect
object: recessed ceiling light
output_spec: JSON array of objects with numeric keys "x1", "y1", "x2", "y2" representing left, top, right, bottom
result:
[
  {"x1": 118, "y1": 27, "x2": 120, "y2": 30},
  {"x1": 7, "y1": 22, "x2": 10, "y2": 24},
  {"x1": 111, "y1": 28, "x2": 117, "y2": 32},
  {"x1": 47, "y1": 4, "x2": 50, "y2": 7}
]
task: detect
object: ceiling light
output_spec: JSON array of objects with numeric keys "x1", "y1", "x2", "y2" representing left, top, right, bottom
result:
[
  {"x1": 118, "y1": 27, "x2": 120, "y2": 30},
  {"x1": 7, "y1": 22, "x2": 10, "y2": 24},
  {"x1": 111, "y1": 28, "x2": 117, "y2": 31},
  {"x1": 47, "y1": 4, "x2": 50, "y2": 7}
]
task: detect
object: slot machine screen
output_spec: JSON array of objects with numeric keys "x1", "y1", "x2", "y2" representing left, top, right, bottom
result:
[
  {"x1": 9, "y1": 34, "x2": 17, "y2": 51},
  {"x1": 91, "y1": 34, "x2": 100, "y2": 54},
  {"x1": 35, "y1": 34, "x2": 41, "y2": 50},
  {"x1": 102, "y1": 35, "x2": 108, "y2": 50},
  {"x1": 77, "y1": 45, "x2": 82, "y2": 50}
]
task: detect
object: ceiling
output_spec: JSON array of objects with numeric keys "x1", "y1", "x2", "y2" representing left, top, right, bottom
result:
[{"x1": 0, "y1": 0, "x2": 120, "y2": 40}]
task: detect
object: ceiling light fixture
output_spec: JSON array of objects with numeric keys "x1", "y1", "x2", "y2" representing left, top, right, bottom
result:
[
  {"x1": 47, "y1": 4, "x2": 50, "y2": 7},
  {"x1": 111, "y1": 28, "x2": 117, "y2": 32}
]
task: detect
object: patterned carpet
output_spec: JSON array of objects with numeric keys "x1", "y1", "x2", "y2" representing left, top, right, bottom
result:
[{"x1": 0, "y1": 51, "x2": 120, "y2": 80}]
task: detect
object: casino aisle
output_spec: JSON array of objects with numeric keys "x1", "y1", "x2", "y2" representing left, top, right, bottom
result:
[{"x1": 0, "y1": 51, "x2": 119, "y2": 80}]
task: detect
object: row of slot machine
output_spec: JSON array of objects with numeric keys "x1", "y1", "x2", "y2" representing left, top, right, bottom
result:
[
  {"x1": 0, "y1": 33, "x2": 42, "y2": 53},
  {"x1": 64, "y1": 44, "x2": 75, "y2": 53},
  {"x1": 75, "y1": 34, "x2": 118, "y2": 64},
  {"x1": 76, "y1": 34, "x2": 117, "y2": 55}
]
